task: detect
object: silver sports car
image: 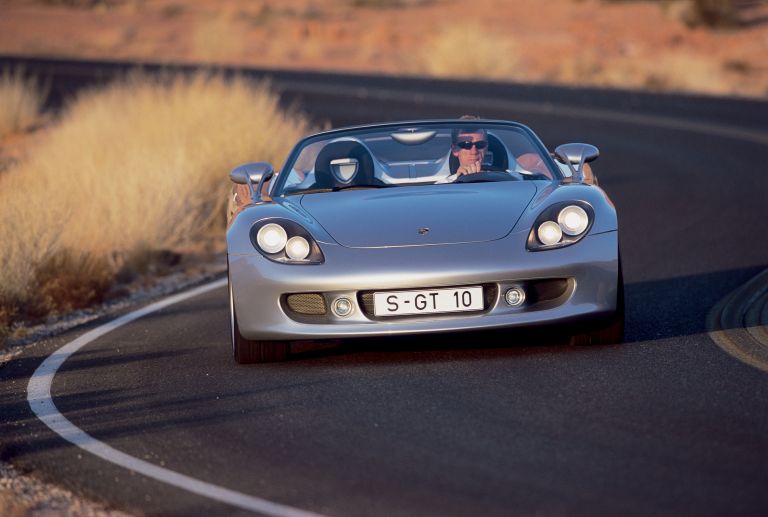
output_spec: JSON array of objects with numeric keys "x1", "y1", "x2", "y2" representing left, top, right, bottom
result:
[{"x1": 227, "y1": 119, "x2": 623, "y2": 363}]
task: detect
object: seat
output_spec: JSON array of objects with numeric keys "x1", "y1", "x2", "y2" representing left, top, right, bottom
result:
[{"x1": 313, "y1": 140, "x2": 379, "y2": 190}]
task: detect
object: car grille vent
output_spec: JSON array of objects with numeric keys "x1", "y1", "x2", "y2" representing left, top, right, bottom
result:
[
  {"x1": 527, "y1": 279, "x2": 569, "y2": 304},
  {"x1": 285, "y1": 293, "x2": 327, "y2": 315}
]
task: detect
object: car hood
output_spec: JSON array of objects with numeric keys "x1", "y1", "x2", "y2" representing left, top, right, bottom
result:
[{"x1": 299, "y1": 182, "x2": 538, "y2": 248}]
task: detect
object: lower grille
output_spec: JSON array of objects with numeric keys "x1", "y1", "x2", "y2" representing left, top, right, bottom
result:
[
  {"x1": 526, "y1": 278, "x2": 569, "y2": 304},
  {"x1": 285, "y1": 293, "x2": 327, "y2": 315}
]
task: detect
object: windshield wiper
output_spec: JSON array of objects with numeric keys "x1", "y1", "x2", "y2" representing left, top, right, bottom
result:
[
  {"x1": 285, "y1": 187, "x2": 333, "y2": 195},
  {"x1": 284, "y1": 184, "x2": 392, "y2": 196},
  {"x1": 331, "y1": 184, "x2": 392, "y2": 191}
]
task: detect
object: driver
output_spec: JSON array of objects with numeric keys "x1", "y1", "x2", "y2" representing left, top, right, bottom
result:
[
  {"x1": 449, "y1": 116, "x2": 595, "y2": 184},
  {"x1": 452, "y1": 126, "x2": 489, "y2": 176}
]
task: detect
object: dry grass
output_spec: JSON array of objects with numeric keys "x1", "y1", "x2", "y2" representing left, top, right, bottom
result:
[
  {"x1": 656, "y1": 0, "x2": 740, "y2": 28},
  {"x1": 555, "y1": 50, "x2": 730, "y2": 95},
  {"x1": 0, "y1": 72, "x2": 314, "y2": 338},
  {"x1": 192, "y1": 12, "x2": 247, "y2": 63},
  {"x1": 0, "y1": 68, "x2": 46, "y2": 139},
  {"x1": 410, "y1": 23, "x2": 524, "y2": 81},
  {"x1": 643, "y1": 52, "x2": 731, "y2": 94}
]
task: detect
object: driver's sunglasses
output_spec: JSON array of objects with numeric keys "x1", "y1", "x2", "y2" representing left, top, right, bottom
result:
[{"x1": 455, "y1": 140, "x2": 488, "y2": 150}]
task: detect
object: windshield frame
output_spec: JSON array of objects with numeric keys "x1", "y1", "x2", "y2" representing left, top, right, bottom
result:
[{"x1": 269, "y1": 119, "x2": 561, "y2": 197}]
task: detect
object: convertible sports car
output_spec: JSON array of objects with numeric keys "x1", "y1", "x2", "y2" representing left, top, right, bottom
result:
[{"x1": 227, "y1": 119, "x2": 623, "y2": 363}]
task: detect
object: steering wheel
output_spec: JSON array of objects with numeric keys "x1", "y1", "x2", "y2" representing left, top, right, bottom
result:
[{"x1": 455, "y1": 169, "x2": 517, "y2": 183}]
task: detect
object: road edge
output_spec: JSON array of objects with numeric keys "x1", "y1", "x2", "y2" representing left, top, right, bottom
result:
[{"x1": 25, "y1": 278, "x2": 327, "y2": 517}]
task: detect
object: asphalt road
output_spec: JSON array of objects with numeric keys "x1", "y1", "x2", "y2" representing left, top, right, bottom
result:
[{"x1": 1, "y1": 56, "x2": 768, "y2": 516}]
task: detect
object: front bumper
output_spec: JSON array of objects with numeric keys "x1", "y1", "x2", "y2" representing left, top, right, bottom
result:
[{"x1": 230, "y1": 230, "x2": 619, "y2": 340}]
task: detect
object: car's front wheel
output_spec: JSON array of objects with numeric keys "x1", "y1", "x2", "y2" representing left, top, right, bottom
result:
[{"x1": 229, "y1": 279, "x2": 290, "y2": 364}]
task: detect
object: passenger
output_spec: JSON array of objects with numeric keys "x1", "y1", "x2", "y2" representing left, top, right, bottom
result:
[{"x1": 231, "y1": 141, "x2": 325, "y2": 210}]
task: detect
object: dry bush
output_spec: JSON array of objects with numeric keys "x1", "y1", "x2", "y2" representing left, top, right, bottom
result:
[
  {"x1": 675, "y1": 0, "x2": 739, "y2": 28},
  {"x1": 555, "y1": 49, "x2": 729, "y2": 95},
  {"x1": 350, "y1": 0, "x2": 432, "y2": 7},
  {"x1": 25, "y1": 250, "x2": 115, "y2": 317},
  {"x1": 0, "y1": 68, "x2": 46, "y2": 139},
  {"x1": 603, "y1": 0, "x2": 740, "y2": 29},
  {"x1": 192, "y1": 13, "x2": 247, "y2": 62},
  {"x1": 32, "y1": 0, "x2": 122, "y2": 7},
  {"x1": 0, "y1": 72, "x2": 315, "y2": 333},
  {"x1": 410, "y1": 24, "x2": 523, "y2": 80},
  {"x1": 0, "y1": 304, "x2": 14, "y2": 345},
  {"x1": 642, "y1": 52, "x2": 730, "y2": 94}
]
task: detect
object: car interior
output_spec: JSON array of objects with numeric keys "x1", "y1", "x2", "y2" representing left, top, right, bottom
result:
[{"x1": 284, "y1": 128, "x2": 555, "y2": 193}]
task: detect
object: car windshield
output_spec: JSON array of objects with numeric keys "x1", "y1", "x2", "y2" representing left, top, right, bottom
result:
[{"x1": 271, "y1": 121, "x2": 560, "y2": 196}]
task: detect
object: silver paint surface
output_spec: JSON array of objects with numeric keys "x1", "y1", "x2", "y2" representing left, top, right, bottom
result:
[{"x1": 227, "y1": 121, "x2": 620, "y2": 342}]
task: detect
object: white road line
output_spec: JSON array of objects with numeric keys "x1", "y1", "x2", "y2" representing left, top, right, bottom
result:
[
  {"x1": 706, "y1": 269, "x2": 768, "y2": 374},
  {"x1": 27, "y1": 278, "x2": 328, "y2": 517},
  {"x1": 22, "y1": 79, "x2": 768, "y2": 514}
]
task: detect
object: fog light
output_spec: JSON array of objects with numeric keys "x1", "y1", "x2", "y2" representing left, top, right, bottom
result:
[
  {"x1": 505, "y1": 287, "x2": 526, "y2": 307},
  {"x1": 332, "y1": 297, "x2": 353, "y2": 317}
]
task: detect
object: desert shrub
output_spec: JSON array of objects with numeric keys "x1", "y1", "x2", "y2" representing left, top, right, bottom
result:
[
  {"x1": 192, "y1": 14, "x2": 247, "y2": 62},
  {"x1": 350, "y1": 0, "x2": 432, "y2": 7},
  {"x1": 0, "y1": 303, "x2": 14, "y2": 346},
  {"x1": 32, "y1": 0, "x2": 123, "y2": 8},
  {"x1": 601, "y1": 0, "x2": 739, "y2": 29},
  {"x1": 0, "y1": 68, "x2": 46, "y2": 139},
  {"x1": 678, "y1": 0, "x2": 739, "y2": 28},
  {"x1": 642, "y1": 51, "x2": 730, "y2": 93},
  {"x1": 0, "y1": 72, "x2": 315, "y2": 335},
  {"x1": 25, "y1": 250, "x2": 115, "y2": 318},
  {"x1": 411, "y1": 24, "x2": 523, "y2": 80}
]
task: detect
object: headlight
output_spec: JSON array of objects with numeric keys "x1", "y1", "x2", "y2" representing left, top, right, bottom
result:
[
  {"x1": 537, "y1": 221, "x2": 562, "y2": 246},
  {"x1": 557, "y1": 205, "x2": 589, "y2": 236},
  {"x1": 250, "y1": 219, "x2": 324, "y2": 264},
  {"x1": 256, "y1": 223, "x2": 288, "y2": 254},
  {"x1": 527, "y1": 202, "x2": 594, "y2": 251},
  {"x1": 285, "y1": 236, "x2": 310, "y2": 260}
]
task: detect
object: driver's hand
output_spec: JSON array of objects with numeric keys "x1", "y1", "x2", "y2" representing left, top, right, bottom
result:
[{"x1": 457, "y1": 161, "x2": 482, "y2": 175}]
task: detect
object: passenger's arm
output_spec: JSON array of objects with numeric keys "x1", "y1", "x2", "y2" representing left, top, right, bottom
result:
[{"x1": 516, "y1": 153, "x2": 551, "y2": 178}]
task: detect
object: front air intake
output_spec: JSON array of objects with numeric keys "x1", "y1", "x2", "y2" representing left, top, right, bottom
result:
[{"x1": 285, "y1": 293, "x2": 327, "y2": 315}]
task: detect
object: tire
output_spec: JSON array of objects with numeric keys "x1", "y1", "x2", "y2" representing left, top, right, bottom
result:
[
  {"x1": 571, "y1": 259, "x2": 625, "y2": 346},
  {"x1": 229, "y1": 277, "x2": 290, "y2": 364}
]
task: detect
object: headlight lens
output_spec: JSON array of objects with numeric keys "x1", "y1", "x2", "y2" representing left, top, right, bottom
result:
[
  {"x1": 527, "y1": 202, "x2": 594, "y2": 251},
  {"x1": 250, "y1": 219, "x2": 324, "y2": 264},
  {"x1": 558, "y1": 205, "x2": 589, "y2": 236},
  {"x1": 285, "y1": 236, "x2": 310, "y2": 260},
  {"x1": 537, "y1": 221, "x2": 563, "y2": 246},
  {"x1": 256, "y1": 223, "x2": 288, "y2": 254}
]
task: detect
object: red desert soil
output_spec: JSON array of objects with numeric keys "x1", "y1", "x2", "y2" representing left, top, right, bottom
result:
[{"x1": 1, "y1": 0, "x2": 767, "y2": 98}]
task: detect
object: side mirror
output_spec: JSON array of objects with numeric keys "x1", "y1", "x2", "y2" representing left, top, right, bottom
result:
[
  {"x1": 553, "y1": 143, "x2": 599, "y2": 181},
  {"x1": 229, "y1": 162, "x2": 273, "y2": 185},
  {"x1": 229, "y1": 162, "x2": 274, "y2": 201}
]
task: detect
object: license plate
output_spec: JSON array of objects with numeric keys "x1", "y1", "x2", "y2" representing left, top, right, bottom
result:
[{"x1": 373, "y1": 286, "x2": 484, "y2": 317}]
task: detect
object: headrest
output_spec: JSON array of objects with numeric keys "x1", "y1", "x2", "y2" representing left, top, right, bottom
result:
[{"x1": 313, "y1": 140, "x2": 376, "y2": 189}]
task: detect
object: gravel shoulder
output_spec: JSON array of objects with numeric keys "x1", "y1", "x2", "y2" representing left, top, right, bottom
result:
[
  {"x1": 0, "y1": 461, "x2": 133, "y2": 517},
  {"x1": 0, "y1": 256, "x2": 226, "y2": 516}
]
